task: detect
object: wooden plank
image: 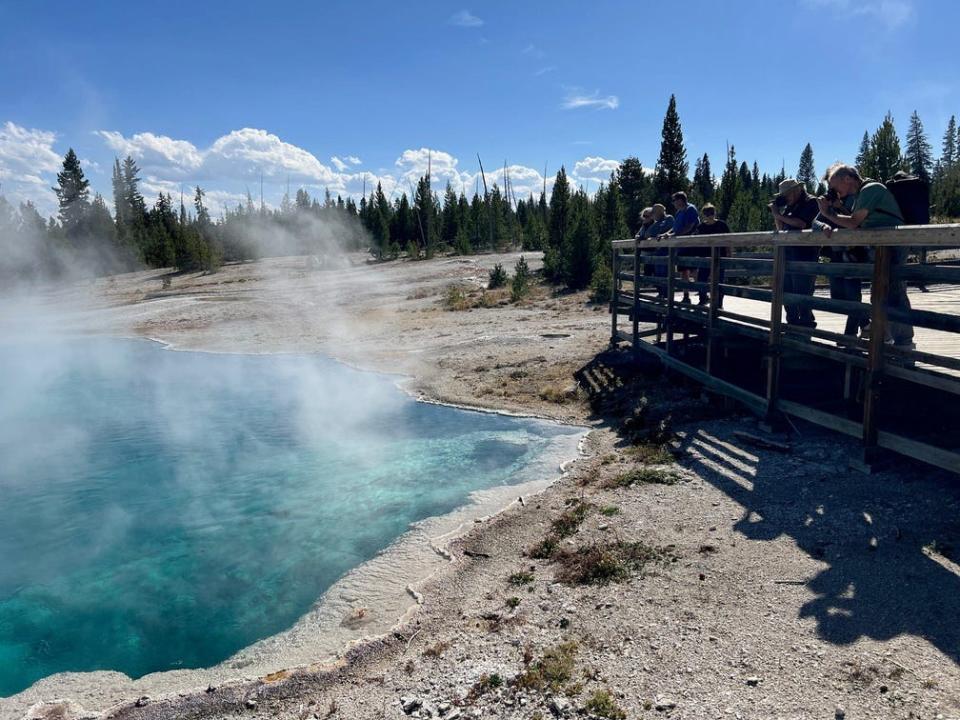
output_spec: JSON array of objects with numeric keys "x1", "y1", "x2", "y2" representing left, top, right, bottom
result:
[
  {"x1": 876, "y1": 432, "x2": 960, "y2": 474},
  {"x1": 632, "y1": 239, "x2": 640, "y2": 349},
  {"x1": 884, "y1": 363, "x2": 960, "y2": 395},
  {"x1": 610, "y1": 246, "x2": 619, "y2": 345},
  {"x1": 706, "y1": 246, "x2": 721, "y2": 376},
  {"x1": 636, "y1": 338, "x2": 767, "y2": 414},
  {"x1": 666, "y1": 247, "x2": 677, "y2": 355},
  {"x1": 778, "y1": 400, "x2": 862, "y2": 437},
  {"x1": 862, "y1": 246, "x2": 892, "y2": 456},
  {"x1": 766, "y1": 246, "x2": 786, "y2": 420}
]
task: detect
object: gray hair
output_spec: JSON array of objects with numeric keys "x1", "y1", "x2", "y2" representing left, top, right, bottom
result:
[
  {"x1": 652, "y1": 203, "x2": 666, "y2": 213},
  {"x1": 825, "y1": 163, "x2": 862, "y2": 184},
  {"x1": 640, "y1": 206, "x2": 653, "y2": 218}
]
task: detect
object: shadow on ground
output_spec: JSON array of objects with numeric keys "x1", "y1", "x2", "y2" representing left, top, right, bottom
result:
[{"x1": 577, "y1": 347, "x2": 960, "y2": 666}]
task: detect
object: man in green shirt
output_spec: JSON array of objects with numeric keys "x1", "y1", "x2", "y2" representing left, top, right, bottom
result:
[{"x1": 816, "y1": 164, "x2": 913, "y2": 348}]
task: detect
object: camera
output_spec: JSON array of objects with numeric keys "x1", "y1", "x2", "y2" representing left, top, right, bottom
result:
[
  {"x1": 773, "y1": 195, "x2": 787, "y2": 208},
  {"x1": 825, "y1": 188, "x2": 839, "y2": 203}
]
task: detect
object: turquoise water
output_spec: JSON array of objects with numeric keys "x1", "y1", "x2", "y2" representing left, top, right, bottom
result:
[{"x1": 0, "y1": 338, "x2": 581, "y2": 697}]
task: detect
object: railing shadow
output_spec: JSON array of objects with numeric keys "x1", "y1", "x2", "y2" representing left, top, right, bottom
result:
[{"x1": 675, "y1": 424, "x2": 960, "y2": 664}]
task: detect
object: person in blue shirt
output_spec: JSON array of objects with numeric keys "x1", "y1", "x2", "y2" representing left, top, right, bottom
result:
[{"x1": 660, "y1": 191, "x2": 700, "y2": 303}]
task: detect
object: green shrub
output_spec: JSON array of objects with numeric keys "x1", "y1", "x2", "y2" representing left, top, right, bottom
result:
[
  {"x1": 589, "y1": 258, "x2": 613, "y2": 303},
  {"x1": 584, "y1": 689, "x2": 627, "y2": 719},
  {"x1": 511, "y1": 255, "x2": 531, "y2": 301},
  {"x1": 488, "y1": 263, "x2": 508, "y2": 289}
]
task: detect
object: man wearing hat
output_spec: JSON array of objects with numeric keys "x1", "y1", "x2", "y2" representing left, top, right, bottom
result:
[{"x1": 770, "y1": 178, "x2": 819, "y2": 328}]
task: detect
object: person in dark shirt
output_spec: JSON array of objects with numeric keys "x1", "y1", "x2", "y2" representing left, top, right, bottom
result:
[
  {"x1": 662, "y1": 191, "x2": 701, "y2": 304},
  {"x1": 770, "y1": 178, "x2": 819, "y2": 328},
  {"x1": 694, "y1": 203, "x2": 729, "y2": 306}
]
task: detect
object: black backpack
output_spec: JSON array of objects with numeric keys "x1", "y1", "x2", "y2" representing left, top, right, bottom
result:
[{"x1": 885, "y1": 173, "x2": 930, "y2": 225}]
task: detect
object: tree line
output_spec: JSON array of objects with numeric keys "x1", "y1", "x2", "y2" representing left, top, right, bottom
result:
[{"x1": 2, "y1": 96, "x2": 959, "y2": 291}]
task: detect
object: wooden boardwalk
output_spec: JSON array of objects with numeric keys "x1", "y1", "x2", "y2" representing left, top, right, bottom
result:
[
  {"x1": 610, "y1": 224, "x2": 960, "y2": 473},
  {"x1": 713, "y1": 283, "x2": 960, "y2": 376}
]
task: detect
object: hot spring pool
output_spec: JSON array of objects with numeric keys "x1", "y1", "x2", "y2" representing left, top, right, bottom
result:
[{"x1": 0, "y1": 338, "x2": 583, "y2": 697}]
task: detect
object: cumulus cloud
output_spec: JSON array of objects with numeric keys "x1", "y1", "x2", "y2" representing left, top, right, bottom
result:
[
  {"x1": 449, "y1": 9, "x2": 483, "y2": 27},
  {"x1": 561, "y1": 91, "x2": 619, "y2": 111},
  {"x1": 0, "y1": 121, "x2": 63, "y2": 214},
  {"x1": 330, "y1": 156, "x2": 349, "y2": 172},
  {"x1": 572, "y1": 156, "x2": 620, "y2": 185}
]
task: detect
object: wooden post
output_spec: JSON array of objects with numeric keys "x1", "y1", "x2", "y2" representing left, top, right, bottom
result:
[
  {"x1": 632, "y1": 239, "x2": 640, "y2": 352},
  {"x1": 666, "y1": 247, "x2": 677, "y2": 356},
  {"x1": 764, "y1": 245, "x2": 786, "y2": 425},
  {"x1": 705, "y1": 246, "x2": 721, "y2": 375},
  {"x1": 860, "y1": 245, "x2": 892, "y2": 468},
  {"x1": 610, "y1": 245, "x2": 619, "y2": 346}
]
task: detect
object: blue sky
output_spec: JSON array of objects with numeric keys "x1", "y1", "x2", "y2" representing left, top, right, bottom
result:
[{"x1": 1, "y1": 0, "x2": 958, "y2": 217}]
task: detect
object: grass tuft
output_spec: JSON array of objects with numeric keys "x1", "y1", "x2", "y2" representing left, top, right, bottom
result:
[
  {"x1": 584, "y1": 689, "x2": 627, "y2": 719},
  {"x1": 507, "y1": 571, "x2": 534, "y2": 586},
  {"x1": 603, "y1": 467, "x2": 681, "y2": 489},
  {"x1": 554, "y1": 540, "x2": 673, "y2": 586},
  {"x1": 514, "y1": 641, "x2": 578, "y2": 692}
]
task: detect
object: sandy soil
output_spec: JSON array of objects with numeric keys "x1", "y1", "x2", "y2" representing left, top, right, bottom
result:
[{"x1": 8, "y1": 252, "x2": 960, "y2": 720}]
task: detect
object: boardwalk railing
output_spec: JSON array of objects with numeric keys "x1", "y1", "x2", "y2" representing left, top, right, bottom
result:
[{"x1": 610, "y1": 223, "x2": 960, "y2": 473}]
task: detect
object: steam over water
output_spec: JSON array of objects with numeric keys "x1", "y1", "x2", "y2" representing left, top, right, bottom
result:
[{"x1": 0, "y1": 338, "x2": 582, "y2": 697}]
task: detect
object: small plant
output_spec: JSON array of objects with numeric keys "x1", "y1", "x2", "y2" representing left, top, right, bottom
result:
[
  {"x1": 511, "y1": 255, "x2": 531, "y2": 301},
  {"x1": 584, "y1": 689, "x2": 627, "y2": 719},
  {"x1": 506, "y1": 596, "x2": 521, "y2": 609},
  {"x1": 589, "y1": 259, "x2": 613, "y2": 304},
  {"x1": 508, "y1": 571, "x2": 534, "y2": 586},
  {"x1": 406, "y1": 239, "x2": 420, "y2": 260},
  {"x1": 444, "y1": 284, "x2": 471, "y2": 311},
  {"x1": 603, "y1": 467, "x2": 681, "y2": 489},
  {"x1": 600, "y1": 505, "x2": 621, "y2": 517},
  {"x1": 552, "y1": 501, "x2": 592, "y2": 538},
  {"x1": 627, "y1": 442, "x2": 675, "y2": 465},
  {"x1": 488, "y1": 263, "x2": 508, "y2": 289},
  {"x1": 554, "y1": 540, "x2": 673, "y2": 586},
  {"x1": 515, "y1": 641, "x2": 578, "y2": 692}
]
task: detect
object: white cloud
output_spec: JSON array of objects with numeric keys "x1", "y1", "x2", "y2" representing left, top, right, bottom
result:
[
  {"x1": 449, "y1": 9, "x2": 483, "y2": 27},
  {"x1": 562, "y1": 91, "x2": 619, "y2": 111},
  {"x1": 802, "y1": 0, "x2": 914, "y2": 29},
  {"x1": 330, "y1": 156, "x2": 349, "y2": 172},
  {"x1": 345, "y1": 155, "x2": 362, "y2": 165},
  {"x1": 534, "y1": 66, "x2": 556, "y2": 77},
  {"x1": 522, "y1": 43, "x2": 545, "y2": 59},
  {"x1": 97, "y1": 127, "x2": 342, "y2": 186},
  {"x1": 572, "y1": 156, "x2": 620, "y2": 185},
  {"x1": 0, "y1": 121, "x2": 63, "y2": 214}
]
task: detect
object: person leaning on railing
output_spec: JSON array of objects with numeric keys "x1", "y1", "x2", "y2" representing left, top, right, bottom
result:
[
  {"x1": 813, "y1": 193, "x2": 869, "y2": 340},
  {"x1": 659, "y1": 191, "x2": 701, "y2": 304},
  {"x1": 693, "y1": 203, "x2": 730, "y2": 307},
  {"x1": 815, "y1": 163, "x2": 915, "y2": 349},
  {"x1": 769, "y1": 178, "x2": 820, "y2": 329},
  {"x1": 647, "y1": 203, "x2": 675, "y2": 296},
  {"x1": 635, "y1": 207, "x2": 655, "y2": 277}
]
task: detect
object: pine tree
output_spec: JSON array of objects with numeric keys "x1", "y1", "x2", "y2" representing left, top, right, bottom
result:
[
  {"x1": 693, "y1": 153, "x2": 713, "y2": 202},
  {"x1": 616, "y1": 156, "x2": 651, "y2": 235},
  {"x1": 905, "y1": 111, "x2": 933, "y2": 182},
  {"x1": 560, "y1": 191, "x2": 597, "y2": 290},
  {"x1": 797, "y1": 143, "x2": 816, "y2": 192},
  {"x1": 652, "y1": 94, "x2": 689, "y2": 203},
  {"x1": 548, "y1": 166, "x2": 571, "y2": 250},
  {"x1": 54, "y1": 148, "x2": 90, "y2": 241},
  {"x1": 716, "y1": 145, "x2": 741, "y2": 219},
  {"x1": 856, "y1": 131, "x2": 871, "y2": 175},
  {"x1": 942, "y1": 115, "x2": 957, "y2": 167},
  {"x1": 865, "y1": 112, "x2": 904, "y2": 181}
]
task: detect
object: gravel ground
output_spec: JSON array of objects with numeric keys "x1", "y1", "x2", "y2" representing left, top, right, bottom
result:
[{"x1": 9, "y1": 252, "x2": 960, "y2": 720}]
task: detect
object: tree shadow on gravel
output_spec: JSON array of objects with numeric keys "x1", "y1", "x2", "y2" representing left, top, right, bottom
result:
[
  {"x1": 578, "y1": 347, "x2": 960, "y2": 666},
  {"x1": 677, "y1": 424, "x2": 960, "y2": 666}
]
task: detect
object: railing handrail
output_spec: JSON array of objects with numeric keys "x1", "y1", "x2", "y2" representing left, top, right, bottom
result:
[{"x1": 610, "y1": 222, "x2": 960, "y2": 250}]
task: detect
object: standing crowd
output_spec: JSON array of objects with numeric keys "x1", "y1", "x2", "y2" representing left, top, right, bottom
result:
[{"x1": 634, "y1": 163, "x2": 918, "y2": 349}]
